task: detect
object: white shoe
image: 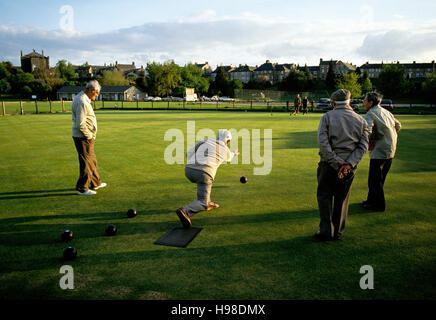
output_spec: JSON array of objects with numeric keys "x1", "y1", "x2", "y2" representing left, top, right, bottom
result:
[
  {"x1": 92, "y1": 182, "x2": 107, "y2": 190},
  {"x1": 77, "y1": 190, "x2": 97, "y2": 195}
]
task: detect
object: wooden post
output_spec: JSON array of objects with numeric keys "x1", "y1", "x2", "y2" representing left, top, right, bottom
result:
[
  {"x1": 35, "y1": 100, "x2": 39, "y2": 114},
  {"x1": 250, "y1": 100, "x2": 253, "y2": 110},
  {"x1": 61, "y1": 99, "x2": 65, "y2": 112},
  {"x1": 49, "y1": 100, "x2": 53, "y2": 113},
  {"x1": 2, "y1": 101, "x2": 5, "y2": 116},
  {"x1": 20, "y1": 101, "x2": 23, "y2": 115}
]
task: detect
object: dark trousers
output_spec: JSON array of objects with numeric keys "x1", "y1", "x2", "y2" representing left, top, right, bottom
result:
[
  {"x1": 73, "y1": 137, "x2": 101, "y2": 192},
  {"x1": 366, "y1": 158, "x2": 392, "y2": 211},
  {"x1": 317, "y1": 162, "x2": 355, "y2": 238}
]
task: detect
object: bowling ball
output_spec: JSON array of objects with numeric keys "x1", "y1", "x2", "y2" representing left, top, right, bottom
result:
[
  {"x1": 105, "y1": 224, "x2": 117, "y2": 236},
  {"x1": 127, "y1": 208, "x2": 137, "y2": 218}
]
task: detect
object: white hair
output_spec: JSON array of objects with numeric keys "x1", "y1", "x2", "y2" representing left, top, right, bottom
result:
[{"x1": 85, "y1": 80, "x2": 101, "y2": 91}]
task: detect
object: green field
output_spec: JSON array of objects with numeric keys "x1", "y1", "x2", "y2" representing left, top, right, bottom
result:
[{"x1": 0, "y1": 111, "x2": 435, "y2": 300}]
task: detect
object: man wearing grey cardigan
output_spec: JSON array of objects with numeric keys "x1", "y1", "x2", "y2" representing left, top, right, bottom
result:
[
  {"x1": 71, "y1": 80, "x2": 106, "y2": 195},
  {"x1": 315, "y1": 89, "x2": 369, "y2": 241},
  {"x1": 176, "y1": 129, "x2": 239, "y2": 228}
]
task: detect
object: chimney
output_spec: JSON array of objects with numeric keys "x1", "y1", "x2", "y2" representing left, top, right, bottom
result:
[
  {"x1": 320, "y1": 58, "x2": 323, "y2": 63},
  {"x1": 104, "y1": 62, "x2": 106, "y2": 67},
  {"x1": 413, "y1": 61, "x2": 416, "y2": 64},
  {"x1": 20, "y1": 50, "x2": 23, "y2": 57},
  {"x1": 42, "y1": 50, "x2": 44, "y2": 56}
]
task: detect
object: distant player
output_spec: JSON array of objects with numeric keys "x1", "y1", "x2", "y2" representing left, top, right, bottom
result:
[{"x1": 176, "y1": 130, "x2": 239, "y2": 228}]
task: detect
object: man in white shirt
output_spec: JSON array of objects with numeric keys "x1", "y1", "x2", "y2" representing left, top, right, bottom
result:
[
  {"x1": 363, "y1": 92, "x2": 401, "y2": 211},
  {"x1": 71, "y1": 80, "x2": 106, "y2": 195},
  {"x1": 176, "y1": 129, "x2": 239, "y2": 228}
]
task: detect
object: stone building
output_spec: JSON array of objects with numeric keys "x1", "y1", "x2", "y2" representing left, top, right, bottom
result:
[
  {"x1": 229, "y1": 64, "x2": 256, "y2": 83},
  {"x1": 20, "y1": 50, "x2": 49, "y2": 73},
  {"x1": 318, "y1": 59, "x2": 357, "y2": 80},
  {"x1": 360, "y1": 61, "x2": 436, "y2": 79}
]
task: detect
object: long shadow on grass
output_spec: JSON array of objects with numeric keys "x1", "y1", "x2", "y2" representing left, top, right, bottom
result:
[
  {"x1": 0, "y1": 188, "x2": 74, "y2": 196},
  {"x1": 0, "y1": 208, "x2": 321, "y2": 272},
  {"x1": 0, "y1": 188, "x2": 77, "y2": 200}
]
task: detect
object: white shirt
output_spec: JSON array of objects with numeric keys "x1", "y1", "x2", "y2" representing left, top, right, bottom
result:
[
  {"x1": 71, "y1": 91, "x2": 97, "y2": 139},
  {"x1": 185, "y1": 138, "x2": 235, "y2": 179}
]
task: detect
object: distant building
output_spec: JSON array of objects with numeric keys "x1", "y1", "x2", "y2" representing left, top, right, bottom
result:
[
  {"x1": 195, "y1": 62, "x2": 213, "y2": 76},
  {"x1": 57, "y1": 85, "x2": 146, "y2": 101},
  {"x1": 73, "y1": 61, "x2": 140, "y2": 80},
  {"x1": 297, "y1": 65, "x2": 319, "y2": 78},
  {"x1": 229, "y1": 64, "x2": 256, "y2": 83},
  {"x1": 210, "y1": 65, "x2": 235, "y2": 80},
  {"x1": 20, "y1": 49, "x2": 49, "y2": 73},
  {"x1": 252, "y1": 60, "x2": 295, "y2": 85},
  {"x1": 318, "y1": 58, "x2": 357, "y2": 80},
  {"x1": 360, "y1": 61, "x2": 436, "y2": 79}
]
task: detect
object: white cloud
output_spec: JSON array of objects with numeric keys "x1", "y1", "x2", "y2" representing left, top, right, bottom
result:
[
  {"x1": 1, "y1": 16, "x2": 435, "y2": 69},
  {"x1": 357, "y1": 29, "x2": 436, "y2": 62}
]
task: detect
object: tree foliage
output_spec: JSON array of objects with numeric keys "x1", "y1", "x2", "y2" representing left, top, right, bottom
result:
[
  {"x1": 376, "y1": 64, "x2": 407, "y2": 98},
  {"x1": 97, "y1": 69, "x2": 130, "y2": 86},
  {"x1": 280, "y1": 70, "x2": 312, "y2": 92},
  {"x1": 56, "y1": 60, "x2": 77, "y2": 82},
  {"x1": 325, "y1": 60, "x2": 336, "y2": 90},
  {"x1": 336, "y1": 72, "x2": 362, "y2": 98},
  {"x1": 146, "y1": 61, "x2": 182, "y2": 97}
]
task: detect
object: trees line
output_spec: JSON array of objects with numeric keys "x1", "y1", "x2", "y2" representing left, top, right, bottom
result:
[{"x1": 1, "y1": 59, "x2": 435, "y2": 103}]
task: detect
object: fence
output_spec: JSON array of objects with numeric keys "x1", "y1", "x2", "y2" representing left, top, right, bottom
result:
[{"x1": 1, "y1": 99, "x2": 435, "y2": 116}]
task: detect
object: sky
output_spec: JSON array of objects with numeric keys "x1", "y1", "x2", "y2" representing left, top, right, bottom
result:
[{"x1": 0, "y1": 0, "x2": 435, "y2": 69}]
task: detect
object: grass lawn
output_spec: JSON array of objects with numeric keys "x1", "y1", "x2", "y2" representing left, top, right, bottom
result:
[{"x1": 0, "y1": 110, "x2": 435, "y2": 300}]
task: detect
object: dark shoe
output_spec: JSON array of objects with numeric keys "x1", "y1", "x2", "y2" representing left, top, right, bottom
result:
[
  {"x1": 176, "y1": 208, "x2": 192, "y2": 229},
  {"x1": 362, "y1": 203, "x2": 385, "y2": 212},
  {"x1": 313, "y1": 231, "x2": 332, "y2": 242},
  {"x1": 333, "y1": 234, "x2": 343, "y2": 240}
]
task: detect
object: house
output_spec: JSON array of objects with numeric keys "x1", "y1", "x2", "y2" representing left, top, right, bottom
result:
[
  {"x1": 229, "y1": 64, "x2": 256, "y2": 83},
  {"x1": 57, "y1": 85, "x2": 146, "y2": 101},
  {"x1": 318, "y1": 59, "x2": 357, "y2": 80},
  {"x1": 360, "y1": 61, "x2": 436, "y2": 79},
  {"x1": 210, "y1": 65, "x2": 235, "y2": 80},
  {"x1": 195, "y1": 62, "x2": 212, "y2": 76},
  {"x1": 73, "y1": 61, "x2": 140, "y2": 80},
  {"x1": 297, "y1": 65, "x2": 319, "y2": 78},
  {"x1": 20, "y1": 49, "x2": 49, "y2": 73},
  {"x1": 252, "y1": 60, "x2": 294, "y2": 85}
]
